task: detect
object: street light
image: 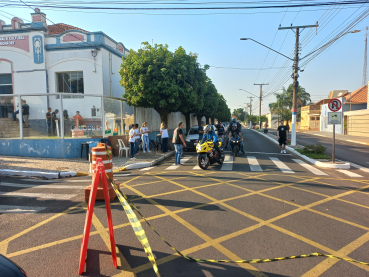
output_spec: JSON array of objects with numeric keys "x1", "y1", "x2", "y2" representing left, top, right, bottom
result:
[{"x1": 239, "y1": 88, "x2": 259, "y2": 98}]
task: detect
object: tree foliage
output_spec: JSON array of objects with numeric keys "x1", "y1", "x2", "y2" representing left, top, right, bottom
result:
[
  {"x1": 232, "y1": 108, "x2": 247, "y2": 121},
  {"x1": 269, "y1": 84, "x2": 310, "y2": 124},
  {"x1": 120, "y1": 41, "x2": 230, "y2": 128},
  {"x1": 215, "y1": 93, "x2": 231, "y2": 122}
]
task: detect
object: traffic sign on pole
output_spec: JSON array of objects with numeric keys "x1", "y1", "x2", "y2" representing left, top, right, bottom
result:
[{"x1": 328, "y1": 98, "x2": 342, "y2": 112}]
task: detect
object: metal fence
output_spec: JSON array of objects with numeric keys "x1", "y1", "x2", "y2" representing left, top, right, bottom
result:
[{"x1": 0, "y1": 93, "x2": 133, "y2": 139}]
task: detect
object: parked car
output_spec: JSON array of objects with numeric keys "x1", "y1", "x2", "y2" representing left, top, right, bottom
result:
[
  {"x1": 0, "y1": 254, "x2": 27, "y2": 276},
  {"x1": 185, "y1": 125, "x2": 201, "y2": 152}
]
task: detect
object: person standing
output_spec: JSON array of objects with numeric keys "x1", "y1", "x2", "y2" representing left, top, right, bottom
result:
[
  {"x1": 140, "y1": 122, "x2": 151, "y2": 153},
  {"x1": 46, "y1": 108, "x2": 52, "y2": 136},
  {"x1": 22, "y1": 100, "x2": 30, "y2": 128},
  {"x1": 129, "y1": 124, "x2": 136, "y2": 159},
  {"x1": 172, "y1": 121, "x2": 187, "y2": 165},
  {"x1": 51, "y1": 109, "x2": 59, "y2": 136},
  {"x1": 0, "y1": 98, "x2": 7, "y2": 118},
  {"x1": 277, "y1": 121, "x2": 288, "y2": 154},
  {"x1": 134, "y1": 123, "x2": 141, "y2": 155},
  {"x1": 198, "y1": 121, "x2": 205, "y2": 141},
  {"x1": 217, "y1": 122, "x2": 225, "y2": 143},
  {"x1": 160, "y1": 122, "x2": 169, "y2": 153}
]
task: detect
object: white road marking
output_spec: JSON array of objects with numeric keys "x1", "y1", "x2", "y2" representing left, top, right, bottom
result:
[
  {"x1": 0, "y1": 192, "x2": 77, "y2": 200},
  {"x1": 0, "y1": 183, "x2": 86, "y2": 189},
  {"x1": 336, "y1": 170, "x2": 363, "y2": 178},
  {"x1": 165, "y1": 156, "x2": 192, "y2": 170},
  {"x1": 346, "y1": 140, "x2": 367, "y2": 145},
  {"x1": 247, "y1": 156, "x2": 262, "y2": 171},
  {"x1": 269, "y1": 157, "x2": 294, "y2": 174},
  {"x1": 350, "y1": 163, "x2": 369, "y2": 174},
  {"x1": 192, "y1": 165, "x2": 201, "y2": 170},
  {"x1": 313, "y1": 134, "x2": 326, "y2": 137},
  {"x1": 0, "y1": 205, "x2": 46, "y2": 213},
  {"x1": 292, "y1": 159, "x2": 328, "y2": 175},
  {"x1": 21, "y1": 179, "x2": 91, "y2": 183},
  {"x1": 221, "y1": 155, "x2": 233, "y2": 171},
  {"x1": 140, "y1": 167, "x2": 156, "y2": 171},
  {"x1": 240, "y1": 151, "x2": 291, "y2": 155}
]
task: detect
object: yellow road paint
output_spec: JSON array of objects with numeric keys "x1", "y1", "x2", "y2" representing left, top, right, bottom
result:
[
  {"x1": 89, "y1": 205, "x2": 135, "y2": 277},
  {"x1": 0, "y1": 202, "x2": 83, "y2": 256},
  {"x1": 301, "y1": 231, "x2": 369, "y2": 276},
  {"x1": 121, "y1": 181, "x2": 267, "y2": 277}
]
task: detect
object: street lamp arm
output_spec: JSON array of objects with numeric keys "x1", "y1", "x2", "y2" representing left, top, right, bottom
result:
[
  {"x1": 240, "y1": 38, "x2": 293, "y2": 61},
  {"x1": 239, "y1": 88, "x2": 259, "y2": 98},
  {"x1": 300, "y1": 30, "x2": 360, "y2": 60}
]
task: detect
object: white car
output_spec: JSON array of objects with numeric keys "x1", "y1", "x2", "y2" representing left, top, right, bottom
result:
[{"x1": 185, "y1": 125, "x2": 202, "y2": 152}]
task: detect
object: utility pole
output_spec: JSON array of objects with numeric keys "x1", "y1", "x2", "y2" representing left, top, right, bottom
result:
[
  {"x1": 278, "y1": 23, "x2": 318, "y2": 146},
  {"x1": 363, "y1": 26, "x2": 368, "y2": 86},
  {"x1": 247, "y1": 97, "x2": 254, "y2": 115},
  {"x1": 254, "y1": 83, "x2": 268, "y2": 129}
]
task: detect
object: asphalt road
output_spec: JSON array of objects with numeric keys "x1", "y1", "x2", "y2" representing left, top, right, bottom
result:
[
  {"x1": 268, "y1": 129, "x2": 369, "y2": 167},
  {"x1": 1, "y1": 128, "x2": 369, "y2": 277}
]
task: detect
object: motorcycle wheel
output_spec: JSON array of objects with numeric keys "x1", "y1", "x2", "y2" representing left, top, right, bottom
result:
[
  {"x1": 198, "y1": 156, "x2": 210, "y2": 170},
  {"x1": 233, "y1": 146, "x2": 238, "y2": 157}
]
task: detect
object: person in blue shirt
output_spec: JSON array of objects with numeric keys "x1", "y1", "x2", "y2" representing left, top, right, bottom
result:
[
  {"x1": 227, "y1": 123, "x2": 245, "y2": 154},
  {"x1": 201, "y1": 125, "x2": 221, "y2": 158}
]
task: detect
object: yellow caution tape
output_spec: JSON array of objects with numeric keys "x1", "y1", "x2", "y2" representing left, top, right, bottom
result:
[{"x1": 103, "y1": 153, "x2": 369, "y2": 273}]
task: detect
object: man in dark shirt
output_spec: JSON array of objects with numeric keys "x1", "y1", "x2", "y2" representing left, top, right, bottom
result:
[
  {"x1": 216, "y1": 122, "x2": 225, "y2": 142},
  {"x1": 172, "y1": 121, "x2": 187, "y2": 165},
  {"x1": 277, "y1": 121, "x2": 288, "y2": 154},
  {"x1": 46, "y1": 107, "x2": 52, "y2": 136},
  {"x1": 51, "y1": 109, "x2": 59, "y2": 136},
  {"x1": 198, "y1": 121, "x2": 205, "y2": 141},
  {"x1": 22, "y1": 100, "x2": 30, "y2": 128}
]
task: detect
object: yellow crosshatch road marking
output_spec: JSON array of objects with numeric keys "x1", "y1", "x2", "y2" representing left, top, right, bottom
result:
[{"x1": 2, "y1": 170, "x2": 369, "y2": 277}]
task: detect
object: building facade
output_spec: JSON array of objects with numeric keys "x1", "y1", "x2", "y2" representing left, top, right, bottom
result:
[{"x1": 0, "y1": 9, "x2": 133, "y2": 141}]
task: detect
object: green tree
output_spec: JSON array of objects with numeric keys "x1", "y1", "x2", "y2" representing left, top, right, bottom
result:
[
  {"x1": 232, "y1": 108, "x2": 246, "y2": 121},
  {"x1": 196, "y1": 78, "x2": 218, "y2": 125},
  {"x1": 215, "y1": 93, "x2": 231, "y2": 122},
  {"x1": 248, "y1": 115, "x2": 258, "y2": 126},
  {"x1": 120, "y1": 42, "x2": 199, "y2": 126}
]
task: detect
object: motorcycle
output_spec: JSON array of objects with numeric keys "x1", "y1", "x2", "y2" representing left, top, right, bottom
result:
[
  {"x1": 229, "y1": 134, "x2": 242, "y2": 157},
  {"x1": 196, "y1": 140, "x2": 224, "y2": 170}
]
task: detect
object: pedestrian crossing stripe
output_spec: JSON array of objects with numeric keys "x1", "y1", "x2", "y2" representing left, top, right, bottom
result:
[
  {"x1": 336, "y1": 169, "x2": 363, "y2": 178},
  {"x1": 269, "y1": 157, "x2": 294, "y2": 174},
  {"x1": 0, "y1": 192, "x2": 76, "y2": 200},
  {"x1": 0, "y1": 205, "x2": 46, "y2": 213},
  {"x1": 247, "y1": 156, "x2": 262, "y2": 172},
  {"x1": 221, "y1": 154, "x2": 233, "y2": 171},
  {"x1": 165, "y1": 156, "x2": 192, "y2": 170},
  {"x1": 292, "y1": 159, "x2": 328, "y2": 176}
]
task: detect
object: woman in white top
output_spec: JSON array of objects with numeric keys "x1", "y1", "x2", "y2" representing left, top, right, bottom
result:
[
  {"x1": 140, "y1": 122, "x2": 151, "y2": 153},
  {"x1": 160, "y1": 122, "x2": 169, "y2": 153},
  {"x1": 128, "y1": 124, "x2": 136, "y2": 159}
]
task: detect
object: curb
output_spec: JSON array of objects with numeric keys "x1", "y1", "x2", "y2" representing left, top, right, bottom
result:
[
  {"x1": 151, "y1": 150, "x2": 175, "y2": 166},
  {"x1": 0, "y1": 169, "x2": 76, "y2": 179},
  {"x1": 251, "y1": 129, "x2": 351, "y2": 169},
  {"x1": 112, "y1": 150, "x2": 176, "y2": 172}
]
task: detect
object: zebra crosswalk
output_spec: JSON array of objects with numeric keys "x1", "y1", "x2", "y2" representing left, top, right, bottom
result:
[{"x1": 149, "y1": 154, "x2": 368, "y2": 178}]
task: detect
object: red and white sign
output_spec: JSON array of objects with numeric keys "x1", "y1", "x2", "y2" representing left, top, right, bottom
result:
[
  {"x1": 0, "y1": 35, "x2": 29, "y2": 52},
  {"x1": 328, "y1": 98, "x2": 342, "y2": 112}
]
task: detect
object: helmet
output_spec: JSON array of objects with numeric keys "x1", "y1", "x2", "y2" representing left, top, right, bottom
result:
[
  {"x1": 204, "y1": 125, "x2": 213, "y2": 134},
  {"x1": 231, "y1": 118, "x2": 236, "y2": 123},
  {"x1": 232, "y1": 123, "x2": 237, "y2": 131},
  {"x1": 236, "y1": 121, "x2": 240, "y2": 124}
]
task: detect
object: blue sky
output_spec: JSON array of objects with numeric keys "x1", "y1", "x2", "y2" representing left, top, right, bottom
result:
[{"x1": 1, "y1": 2, "x2": 368, "y2": 116}]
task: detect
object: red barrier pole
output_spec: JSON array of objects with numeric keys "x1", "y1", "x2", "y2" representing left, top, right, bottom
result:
[
  {"x1": 78, "y1": 166, "x2": 99, "y2": 275},
  {"x1": 102, "y1": 170, "x2": 117, "y2": 268},
  {"x1": 78, "y1": 158, "x2": 118, "y2": 275}
]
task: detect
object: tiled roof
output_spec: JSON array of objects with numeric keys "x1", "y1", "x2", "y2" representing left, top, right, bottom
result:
[
  {"x1": 345, "y1": 85, "x2": 368, "y2": 104},
  {"x1": 48, "y1": 23, "x2": 88, "y2": 35},
  {"x1": 313, "y1": 99, "x2": 331, "y2": 106}
]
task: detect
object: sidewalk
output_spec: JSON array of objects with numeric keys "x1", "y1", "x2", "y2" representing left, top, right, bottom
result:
[
  {"x1": 268, "y1": 128, "x2": 369, "y2": 145},
  {"x1": 0, "y1": 151, "x2": 172, "y2": 175}
]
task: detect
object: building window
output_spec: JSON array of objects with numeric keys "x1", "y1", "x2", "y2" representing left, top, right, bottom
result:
[
  {"x1": 57, "y1": 72, "x2": 84, "y2": 93},
  {"x1": 0, "y1": 74, "x2": 13, "y2": 94}
]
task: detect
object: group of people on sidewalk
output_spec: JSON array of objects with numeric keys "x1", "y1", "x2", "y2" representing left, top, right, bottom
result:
[{"x1": 128, "y1": 122, "x2": 170, "y2": 159}]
